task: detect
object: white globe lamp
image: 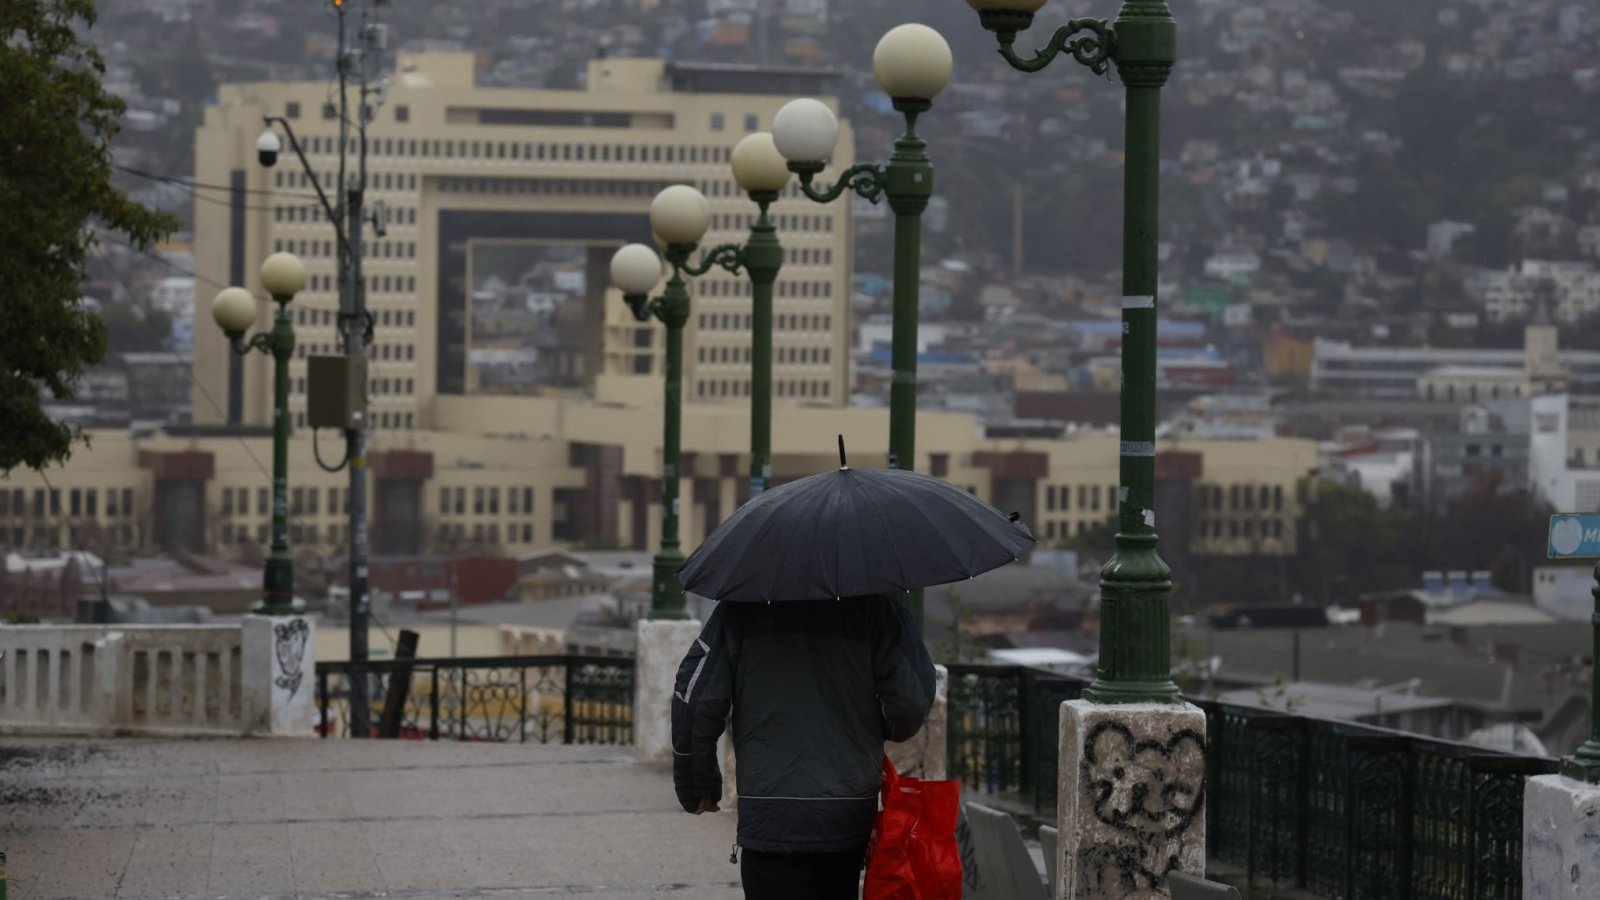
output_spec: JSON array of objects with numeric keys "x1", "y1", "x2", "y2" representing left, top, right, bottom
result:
[
  {"x1": 873, "y1": 24, "x2": 954, "y2": 103},
  {"x1": 731, "y1": 133, "x2": 792, "y2": 195},
  {"x1": 211, "y1": 287, "x2": 258, "y2": 337},
  {"x1": 610, "y1": 244, "x2": 663, "y2": 297},
  {"x1": 772, "y1": 99, "x2": 840, "y2": 167},
  {"x1": 259, "y1": 252, "x2": 307, "y2": 299},
  {"x1": 649, "y1": 185, "x2": 711, "y2": 247}
]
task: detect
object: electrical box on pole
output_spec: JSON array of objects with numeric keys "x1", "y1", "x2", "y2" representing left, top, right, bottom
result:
[{"x1": 307, "y1": 354, "x2": 369, "y2": 430}]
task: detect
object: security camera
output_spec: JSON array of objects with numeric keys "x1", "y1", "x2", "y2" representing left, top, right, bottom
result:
[
  {"x1": 256, "y1": 128, "x2": 282, "y2": 168},
  {"x1": 370, "y1": 200, "x2": 389, "y2": 238}
]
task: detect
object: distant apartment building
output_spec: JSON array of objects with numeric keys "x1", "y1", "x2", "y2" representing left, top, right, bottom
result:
[
  {"x1": 191, "y1": 53, "x2": 856, "y2": 433},
  {"x1": 1320, "y1": 390, "x2": 1600, "y2": 515},
  {"x1": 1031, "y1": 437, "x2": 1315, "y2": 559},
  {"x1": 1472, "y1": 259, "x2": 1600, "y2": 324},
  {"x1": 1530, "y1": 393, "x2": 1600, "y2": 513},
  {"x1": 1413, "y1": 401, "x2": 1532, "y2": 514},
  {"x1": 1311, "y1": 317, "x2": 1597, "y2": 400}
]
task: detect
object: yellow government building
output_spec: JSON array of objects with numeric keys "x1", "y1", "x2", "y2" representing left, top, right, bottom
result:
[{"x1": 0, "y1": 54, "x2": 1316, "y2": 568}]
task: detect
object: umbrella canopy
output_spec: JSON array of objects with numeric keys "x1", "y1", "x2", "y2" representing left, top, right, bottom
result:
[{"x1": 679, "y1": 460, "x2": 1036, "y2": 603}]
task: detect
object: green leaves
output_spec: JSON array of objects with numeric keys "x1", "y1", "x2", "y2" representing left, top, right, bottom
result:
[{"x1": 0, "y1": 0, "x2": 176, "y2": 472}]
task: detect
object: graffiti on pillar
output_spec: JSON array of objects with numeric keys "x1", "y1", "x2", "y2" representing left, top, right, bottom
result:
[
  {"x1": 273, "y1": 618, "x2": 310, "y2": 698},
  {"x1": 1078, "y1": 720, "x2": 1206, "y2": 899}
]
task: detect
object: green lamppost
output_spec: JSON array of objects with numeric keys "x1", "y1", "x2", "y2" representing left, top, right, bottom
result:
[
  {"x1": 772, "y1": 24, "x2": 953, "y2": 476},
  {"x1": 210, "y1": 251, "x2": 307, "y2": 616},
  {"x1": 701, "y1": 133, "x2": 793, "y2": 498},
  {"x1": 609, "y1": 185, "x2": 716, "y2": 619},
  {"x1": 966, "y1": 0, "x2": 1180, "y2": 704},
  {"x1": 1563, "y1": 562, "x2": 1600, "y2": 782},
  {"x1": 773, "y1": 24, "x2": 951, "y2": 630}
]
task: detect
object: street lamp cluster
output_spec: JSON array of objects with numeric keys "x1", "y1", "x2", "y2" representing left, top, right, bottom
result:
[
  {"x1": 611, "y1": 23, "x2": 954, "y2": 623},
  {"x1": 614, "y1": 1, "x2": 1186, "y2": 707},
  {"x1": 219, "y1": 3, "x2": 1187, "y2": 718},
  {"x1": 210, "y1": 252, "x2": 308, "y2": 616}
]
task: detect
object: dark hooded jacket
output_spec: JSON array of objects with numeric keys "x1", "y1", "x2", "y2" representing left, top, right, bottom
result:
[{"x1": 671, "y1": 595, "x2": 937, "y2": 853}]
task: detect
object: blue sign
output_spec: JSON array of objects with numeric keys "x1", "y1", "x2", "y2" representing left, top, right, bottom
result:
[{"x1": 1547, "y1": 514, "x2": 1600, "y2": 559}]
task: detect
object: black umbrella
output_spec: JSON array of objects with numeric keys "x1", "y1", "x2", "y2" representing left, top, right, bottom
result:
[{"x1": 679, "y1": 437, "x2": 1036, "y2": 603}]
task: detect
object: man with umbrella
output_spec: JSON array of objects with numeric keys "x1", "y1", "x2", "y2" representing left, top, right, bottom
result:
[{"x1": 671, "y1": 439, "x2": 1035, "y2": 899}]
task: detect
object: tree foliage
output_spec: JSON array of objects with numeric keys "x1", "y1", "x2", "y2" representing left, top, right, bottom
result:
[
  {"x1": 0, "y1": 0, "x2": 175, "y2": 472},
  {"x1": 100, "y1": 304, "x2": 173, "y2": 353}
]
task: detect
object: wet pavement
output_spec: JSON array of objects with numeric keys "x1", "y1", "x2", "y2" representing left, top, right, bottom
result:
[{"x1": 0, "y1": 737, "x2": 743, "y2": 899}]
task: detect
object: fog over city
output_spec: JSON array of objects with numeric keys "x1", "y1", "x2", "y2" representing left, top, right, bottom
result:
[{"x1": 4, "y1": 1, "x2": 1600, "y2": 896}]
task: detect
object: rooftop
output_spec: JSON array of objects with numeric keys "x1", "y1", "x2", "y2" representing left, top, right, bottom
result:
[
  {"x1": 1215, "y1": 680, "x2": 1451, "y2": 719},
  {"x1": 1185, "y1": 620, "x2": 1588, "y2": 713}
]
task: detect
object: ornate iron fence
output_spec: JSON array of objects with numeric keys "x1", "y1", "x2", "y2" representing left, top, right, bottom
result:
[
  {"x1": 1200, "y1": 701, "x2": 1554, "y2": 900},
  {"x1": 314, "y1": 655, "x2": 633, "y2": 744},
  {"x1": 946, "y1": 664, "x2": 1088, "y2": 813},
  {"x1": 945, "y1": 666, "x2": 1555, "y2": 898}
]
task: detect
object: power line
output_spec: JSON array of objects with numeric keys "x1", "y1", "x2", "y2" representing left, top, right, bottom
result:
[
  {"x1": 96, "y1": 231, "x2": 263, "y2": 301},
  {"x1": 115, "y1": 164, "x2": 319, "y2": 200},
  {"x1": 184, "y1": 188, "x2": 319, "y2": 215},
  {"x1": 117, "y1": 166, "x2": 330, "y2": 215}
]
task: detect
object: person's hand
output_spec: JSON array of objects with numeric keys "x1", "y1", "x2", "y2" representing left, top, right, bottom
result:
[{"x1": 694, "y1": 795, "x2": 721, "y2": 814}]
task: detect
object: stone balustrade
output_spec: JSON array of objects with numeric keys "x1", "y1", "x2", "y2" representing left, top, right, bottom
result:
[{"x1": 0, "y1": 616, "x2": 314, "y2": 738}]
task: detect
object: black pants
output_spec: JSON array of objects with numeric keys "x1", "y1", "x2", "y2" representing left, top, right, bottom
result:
[{"x1": 740, "y1": 846, "x2": 865, "y2": 900}]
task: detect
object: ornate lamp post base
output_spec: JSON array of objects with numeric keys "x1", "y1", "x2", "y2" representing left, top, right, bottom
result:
[
  {"x1": 257, "y1": 552, "x2": 297, "y2": 617},
  {"x1": 1561, "y1": 746, "x2": 1600, "y2": 783},
  {"x1": 650, "y1": 548, "x2": 689, "y2": 621}
]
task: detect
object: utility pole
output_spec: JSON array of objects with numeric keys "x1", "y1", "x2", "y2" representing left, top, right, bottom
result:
[
  {"x1": 255, "y1": 0, "x2": 384, "y2": 736},
  {"x1": 345, "y1": 3, "x2": 383, "y2": 738},
  {"x1": 330, "y1": 0, "x2": 378, "y2": 736}
]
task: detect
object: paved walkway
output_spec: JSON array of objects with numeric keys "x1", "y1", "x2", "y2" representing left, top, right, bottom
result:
[{"x1": 0, "y1": 738, "x2": 743, "y2": 899}]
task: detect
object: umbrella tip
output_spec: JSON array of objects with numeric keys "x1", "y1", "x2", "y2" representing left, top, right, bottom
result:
[
  {"x1": 1008, "y1": 511, "x2": 1021, "y2": 522},
  {"x1": 838, "y1": 434, "x2": 848, "y2": 470}
]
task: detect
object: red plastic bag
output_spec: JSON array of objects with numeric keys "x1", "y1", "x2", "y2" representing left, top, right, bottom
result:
[{"x1": 864, "y1": 755, "x2": 963, "y2": 900}]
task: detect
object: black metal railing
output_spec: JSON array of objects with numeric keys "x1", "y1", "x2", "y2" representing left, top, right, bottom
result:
[
  {"x1": 314, "y1": 655, "x2": 634, "y2": 744},
  {"x1": 1201, "y1": 702, "x2": 1553, "y2": 900},
  {"x1": 945, "y1": 665, "x2": 1556, "y2": 898},
  {"x1": 946, "y1": 664, "x2": 1087, "y2": 813}
]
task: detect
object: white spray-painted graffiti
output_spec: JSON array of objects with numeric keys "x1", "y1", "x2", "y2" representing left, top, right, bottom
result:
[{"x1": 273, "y1": 618, "x2": 310, "y2": 698}]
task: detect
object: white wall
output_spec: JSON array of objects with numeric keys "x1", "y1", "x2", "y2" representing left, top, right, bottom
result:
[{"x1": 1529, "y1": 394, "x2": 1576, "y2": 510}]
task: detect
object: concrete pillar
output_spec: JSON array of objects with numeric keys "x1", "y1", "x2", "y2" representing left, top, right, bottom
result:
[
  {"x1": 95, "y1": 631, "x2": 125, "y2": 727},
  {"x1": 886, "y1": 664, "x2": 948, "y2": 780},
  {"x1": 634, "y1": 618, "x2": 703, "y2": 763},
  {"x1": 1524, "y1": 774, "x2": 1600, "y2": 899},
  {"x1": 241, "y1": 615, "x2": 315, "y2": 736},
  {"x1": 1056, "y1": 700, "x2": 1206, "y2": 900}
]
